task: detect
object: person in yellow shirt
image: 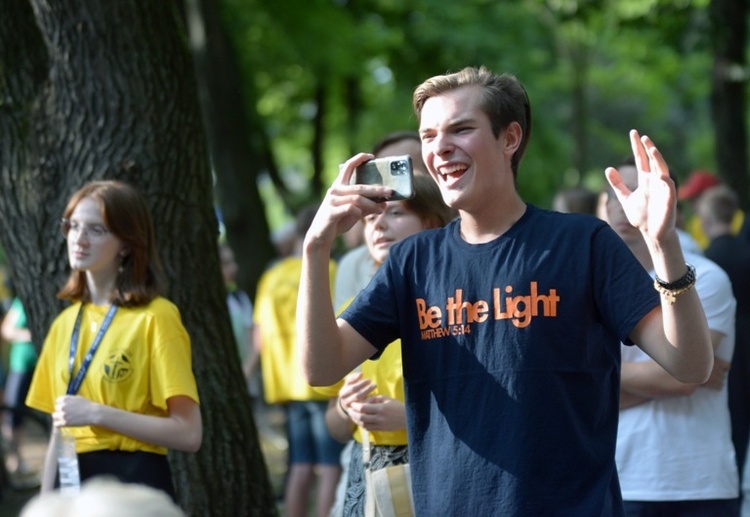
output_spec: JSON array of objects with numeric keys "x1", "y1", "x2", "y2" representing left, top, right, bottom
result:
[
  {"x1": 26, "y1": 181, "x2": 201, "y2": 500},
  {"x1": 253, "y1": 205, "x2": 341, "y2": 517},
  {"x1": 322, "y1": 175, "x2": 454, "y2": 517}
]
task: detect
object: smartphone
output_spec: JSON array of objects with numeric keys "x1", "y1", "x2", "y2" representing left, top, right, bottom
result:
[{"x1": 354, "y1": 155, "x2": 415, "y2": 202}]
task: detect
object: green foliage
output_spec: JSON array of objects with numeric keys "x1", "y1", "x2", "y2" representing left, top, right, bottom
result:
[{"x1": 220, "y1": 0, "x2": 733, "y2": 216}]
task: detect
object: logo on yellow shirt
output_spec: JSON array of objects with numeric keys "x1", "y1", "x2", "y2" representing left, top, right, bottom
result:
[{"x1": 103, "y1": 350, "x2": 133, "y2": 382}]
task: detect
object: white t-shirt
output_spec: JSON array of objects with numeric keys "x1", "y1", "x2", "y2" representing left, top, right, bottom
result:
[
  {"x1": 677, "y1": 228, "x2": 703, "y2": 256},
  {"x1": 616, "y1": 252, "x2": 739, "y2": 501},
  {"x1": 333, "y1": 244, "x2": 377, "y2": 312}
]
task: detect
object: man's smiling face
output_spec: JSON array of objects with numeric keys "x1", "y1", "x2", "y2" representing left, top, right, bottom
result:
[{"x1": 419, "y1": 85, "x2": 511, "y2": 212}]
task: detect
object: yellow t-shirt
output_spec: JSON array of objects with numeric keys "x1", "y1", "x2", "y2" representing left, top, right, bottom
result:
[
  {"x1": 254, "y1": 256, "x2": 337, "y2": 404},
  {"x1": 26, "y1": 297, "x2": 199, "y2": 455}
]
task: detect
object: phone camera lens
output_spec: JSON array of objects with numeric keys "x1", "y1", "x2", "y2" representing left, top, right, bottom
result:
[{"x1": 391, "y1": 160, "x2": 407, "y2": 175}]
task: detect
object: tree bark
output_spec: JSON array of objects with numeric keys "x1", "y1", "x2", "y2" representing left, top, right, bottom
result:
[
  {"x1": 0, "y1": 1, "x2": 276, "y2": 514},
  {"x1": 710, "y1": 0, "x2": 749, "y2": 210},
  {"x1": 0, "y1": 0, "x2": 60, "y2": 343},
  {"x1": 183, "y1": 0, "x2": 278, "y2": 298}
]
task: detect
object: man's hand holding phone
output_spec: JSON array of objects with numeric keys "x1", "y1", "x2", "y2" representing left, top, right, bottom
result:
[{"x1": 303, "y1": 153, "x2": 392, "y2": 252}]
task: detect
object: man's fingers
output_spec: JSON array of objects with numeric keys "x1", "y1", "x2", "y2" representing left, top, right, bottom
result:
[
  {"x1": 629, "y1": 129, "x2": 650, "y2": 173},
  {"x1": 336, "y1": 152, "x2": 374, "y2": 186},
  {"x1": 328, "y1": 185, "x2": 392, "y2": 208},
  {"x1": 605, "y1": 167, "x2": 631, "y2": 201},
  {"x1": 644, "y1": 140, "x2": 670, "y2": 183}
]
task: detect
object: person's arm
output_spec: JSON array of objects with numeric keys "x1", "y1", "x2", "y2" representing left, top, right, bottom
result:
[
  {"x1": 619, "y1": 391, "x2": 650, "y2": 410},
  {"x1": 53, "y1": 394, "x2": 202, "y2": 452},
  {"x1": 621, "y1": 356, "x2": 729, "y2": 400},
  {"x1": 606, "y1": 130, "x2": 712, "y2": 383},
  {"x1": 325, "y1": 398, "x2": 356, "y2": 444},
  {"x1": 1, "y1": 305, "x2": 31, "y2": 343},
  {"x1": 621, "y1": 329, "x2": 728, "y2": 400},
  {"x1": 297, "y1": 153, "x2": 393, "y2": 386}
]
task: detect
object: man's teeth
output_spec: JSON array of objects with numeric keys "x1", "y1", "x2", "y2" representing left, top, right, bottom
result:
[{"x1": 441, "y1": 164, "x2": 466, "y2": 175}]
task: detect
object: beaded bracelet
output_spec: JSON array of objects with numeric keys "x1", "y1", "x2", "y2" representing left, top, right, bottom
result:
[{"x1": 653, "y1": 264, "x2": 696, "y2": 305}]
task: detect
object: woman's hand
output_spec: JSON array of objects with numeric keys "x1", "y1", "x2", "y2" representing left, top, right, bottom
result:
[
  {"x1": 351, "y1": 395, "x2": 406, "y2": 432},
  {"x1": 53, "y1": 394, "x2": 98, "y2": 427},
  {"x1": 338, "y1": 372, "x2": 376, "y2": 420},
  {"x1": 338, "y1": 372, "x2": 407, "y2": 432}
]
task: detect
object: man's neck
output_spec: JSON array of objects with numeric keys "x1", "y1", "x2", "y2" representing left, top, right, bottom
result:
[{"x1": 458, "y1": 195, "x2": 527, "y2": 244}]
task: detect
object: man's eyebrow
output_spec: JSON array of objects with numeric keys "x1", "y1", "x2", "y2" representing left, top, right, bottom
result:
[
  {"x1": 447, "y1": 116, "x2": 477, "y2": 128},
  {"x1": 420, "y1": 116, "x2": 478, "y2": 134}
]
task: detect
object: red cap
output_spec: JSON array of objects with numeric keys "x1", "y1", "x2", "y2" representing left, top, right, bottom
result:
[{"x1": 678, "y1": 170, "x2": 720, "y2": 200}]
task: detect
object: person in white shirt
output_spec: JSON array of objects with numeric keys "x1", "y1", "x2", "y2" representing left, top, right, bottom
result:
[{"x1": 602, "y1": 160, "x2": 739, "y2": 516}]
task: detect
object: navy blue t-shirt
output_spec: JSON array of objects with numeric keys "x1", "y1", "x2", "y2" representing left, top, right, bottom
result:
[{"x1": 341, "y1": 204, "x2": 659, "y2": 516}]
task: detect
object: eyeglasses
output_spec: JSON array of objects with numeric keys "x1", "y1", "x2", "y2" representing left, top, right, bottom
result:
[{"x1": 60, "y1": 218, "x2": 110, "y2": 239}]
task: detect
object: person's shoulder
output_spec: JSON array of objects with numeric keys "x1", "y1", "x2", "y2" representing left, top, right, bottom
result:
[
  {"x1": 144, "y1": 295, "x2": 176, "y2": 308},
  {"x1": 417, "y1": 219, "x2": 458, "y2": 240},
  {"x1": 136, "y1": 297, "x2": 182, "y2": 319},
  {"x1": 532, "y1": 203, "x2": 601, "y2": 222},
  {"x1": 47, "y1": 302, "x2": 84, "y2": 333},
  {"x1": 50, "y1": 301, "x2": 80, "y2": 322},
  {"x1": 394, "y1": 220, "x2": 455, "y2": 252},
  {"x1": 525, "y1": 204, "x2": 607, "y2": 235}
]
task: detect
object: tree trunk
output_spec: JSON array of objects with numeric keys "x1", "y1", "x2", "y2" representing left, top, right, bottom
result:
[
  {"x1": 0, "y1": 1, "x2": 276, "y2": 514},
  {"x1": 0, "y1": 0, "x2": 61, "y2": 343},
  {"x1": 710, "y1": 0, "x2": 749, "y2": 210},
  {"x1": 183, "y1": 0, "x2": 278, "y2": 298}
]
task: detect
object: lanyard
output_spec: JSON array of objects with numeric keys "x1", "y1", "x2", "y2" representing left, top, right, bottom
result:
[{"x1": 67, "y1": 304, "x2": 118, "y2": 395}]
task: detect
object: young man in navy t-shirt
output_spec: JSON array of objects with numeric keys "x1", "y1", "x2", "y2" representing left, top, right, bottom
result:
[{"x1": 297, "y1": 66, "x2": 713, "y2": 516}]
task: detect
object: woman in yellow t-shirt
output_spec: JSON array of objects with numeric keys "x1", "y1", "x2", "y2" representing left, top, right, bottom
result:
[
  {"x1": 26, "y1": 181, "x2": 201, "y2": 500},
  {"x1": 324, "y1": 175, "x2": 454, "y2": 516}
]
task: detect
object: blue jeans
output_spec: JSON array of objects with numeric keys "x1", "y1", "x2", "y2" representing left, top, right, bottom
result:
[{"x1": 286, "y1": 400, "x2": 343, "y2": 465}]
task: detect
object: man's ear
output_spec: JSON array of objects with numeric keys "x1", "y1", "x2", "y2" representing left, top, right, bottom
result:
[{"x1": 502, "y1": 122, "x2": 523, "y2": 156}]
